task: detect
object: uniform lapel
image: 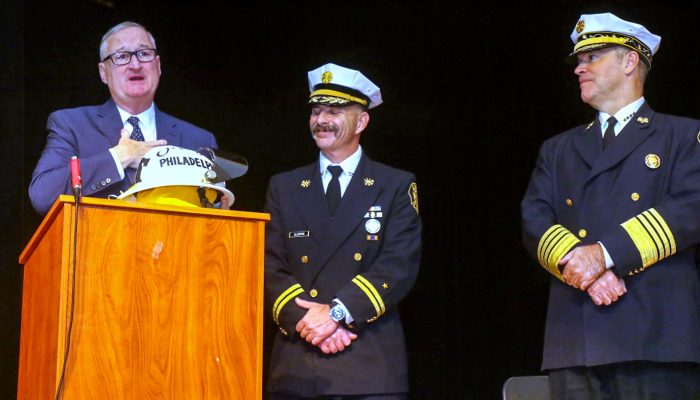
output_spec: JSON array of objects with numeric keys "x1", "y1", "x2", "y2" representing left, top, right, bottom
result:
[
  {"x1": 292, "y1": 163, "x2": 330, "y2": 241},
  {"x1": 586, "y1": 104, "x2": 655, "y2": 183},
  {"x1": 572, "y1": 118, "x2": 603, "y2": 169}
]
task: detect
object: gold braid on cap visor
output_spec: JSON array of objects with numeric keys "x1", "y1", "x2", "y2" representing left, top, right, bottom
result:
[
  {"x1": 310, "y1": 89, "x2": 369, "y2": 107},
  {"x1": 574, "y1": 32, "x2": 653, "y2": 66}
]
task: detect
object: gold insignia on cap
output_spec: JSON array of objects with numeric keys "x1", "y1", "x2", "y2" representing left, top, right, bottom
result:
[
  {"x1": 321, "y1": 71, "x2": 333, "y2": 84},
  {"x1": 576, "y1": 20, "x2": 585, "y2": 33},
  {"x1": 645, "y1": 154, "x2": 660, "y2": 169},
  {"x1": 409, "y1": 182, "x2": 419, "y2": 214},
  {"x1": 364, "y1": 178, "x2": 374, "y2": 186},
  {"x1": 637, "y1": 117, "x2": 649, "y2": 124},
  {"x1": 301, "y1": 179, "x2": 311, "y2": 188}
]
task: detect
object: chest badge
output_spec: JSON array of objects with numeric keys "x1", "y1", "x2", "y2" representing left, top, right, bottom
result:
[
  {"x1": 645, "y1": 154, "x2": 661, "y2": 169},
  {"x1": 365, "y1": 218, "x2": 381, "y2": 234}
]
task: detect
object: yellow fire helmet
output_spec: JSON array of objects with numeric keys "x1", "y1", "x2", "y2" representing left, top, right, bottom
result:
[{"x1": 117, "y1": 145, "x2": 235, "y2": 208}]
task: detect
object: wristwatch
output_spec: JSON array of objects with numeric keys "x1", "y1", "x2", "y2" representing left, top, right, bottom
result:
[{"x1": 329, "y1": 301, "x2": 346, "y2": 323}]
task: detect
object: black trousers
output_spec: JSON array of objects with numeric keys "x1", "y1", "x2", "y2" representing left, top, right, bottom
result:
[
  {"x1": 549, "y1": 361, "x2": 700, "y2": 400},
  {"x1": 268, "y1": 393, "x2": 407, "y2": 400}
]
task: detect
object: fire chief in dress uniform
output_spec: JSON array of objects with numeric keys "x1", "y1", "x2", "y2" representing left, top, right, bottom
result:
[
  {"x1": 521, "y1": 13, "x2": 700, "y2": 399},
  {"x1": 264, "y1": 63, "x2": 421, "y2": 399}
]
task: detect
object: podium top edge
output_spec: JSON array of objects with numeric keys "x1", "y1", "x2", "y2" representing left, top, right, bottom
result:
[
  {"x1": 19, "y1": 195, "x2": 270, "y2": 264},
  {"x1": 56, "y1": 195, "x2": 270, "y2": 220}
]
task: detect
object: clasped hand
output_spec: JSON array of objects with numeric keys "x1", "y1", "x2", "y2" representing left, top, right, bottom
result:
[
  {"x1": 560, "y1": 244, "x2": 627, "y2": 306},
  {"x1": 295, "y1": 298, "x2": 358, "y2": 354}
]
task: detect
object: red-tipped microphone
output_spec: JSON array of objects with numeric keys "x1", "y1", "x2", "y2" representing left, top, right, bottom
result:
[{"x1": 70, "y1": 156, "x2": 82, "y2": 198}]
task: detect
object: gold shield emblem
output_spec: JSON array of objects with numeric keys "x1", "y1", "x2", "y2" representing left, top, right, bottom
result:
[
  {"x1": 321, "y1": 71, "x2": 333, "y2": 84},
  {"x1": 645, "y1": 154, "x2": 660, "y2": 169},
  {"x1": 576, "y1": 20, "x2": 585, "y2": 33}
]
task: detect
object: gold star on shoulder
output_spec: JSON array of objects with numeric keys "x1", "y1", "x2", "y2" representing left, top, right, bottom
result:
[
  {"x1": 364, "y1": 178, "x2": 375, "y2": 186},
  {"x1": 301, "y1": 180, "x2": 311, "y2": 188},
  {"x1": 382, "y1": 282, "x2": 389, "y2": 289}
]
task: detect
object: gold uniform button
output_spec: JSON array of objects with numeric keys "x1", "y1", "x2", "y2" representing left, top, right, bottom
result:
[
  {"x1": 631, "y1": 193, "x2": 640, "y2": 201},
  {"x1": 354, "y1": 253, "x2": 362, "y2": 261},
  {"x1": 309, "y1": 289, "x2": 318, "y2": 298},
  {"x1": 565, "y1": 198, "x2": 573, "y2": 206},
  {"x1": 301, "y1": 255, "x2": 309, "y2": 264},
  {"x1": 578, "y1": 229, "x2": 587, "y2": 238}
]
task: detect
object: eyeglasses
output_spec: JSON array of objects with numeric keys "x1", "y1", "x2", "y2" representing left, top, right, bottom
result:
[{"x1": 102, "y1": 48, "x2": 158, "y2": 65}]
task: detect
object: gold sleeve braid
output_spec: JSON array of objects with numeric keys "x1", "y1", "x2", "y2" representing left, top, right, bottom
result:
[
  {"x1": 621, "y1": 208, "x2": 676, "y2": 274},
  {"x1": 272, "y1": 283, "x2": 304, "y2": 324},
  {"x1": 352, "y1": 275, "x2": 386, "y2": 323},
  {"x1": 537, "y1": 224, "x2": 581, "y2": 281}
]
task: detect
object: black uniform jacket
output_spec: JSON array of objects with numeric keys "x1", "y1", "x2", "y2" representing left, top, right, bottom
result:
[
  {"x1": 264, "y1": 153, "x2": 421, "y2": 396},
  {"x1": 522, "y1": 103, "x2": 700, "y2": 370}
]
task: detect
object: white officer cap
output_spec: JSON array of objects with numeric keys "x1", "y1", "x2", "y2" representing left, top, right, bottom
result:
[
  {"x1": 570, "y1": 12, "x2": 661, "y2": 68},
  {"x1": 308, "y1": 63, "x2": 382, "y2": 109}
]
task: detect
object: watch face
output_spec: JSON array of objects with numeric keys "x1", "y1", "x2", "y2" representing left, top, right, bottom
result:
[{"x1": 330, "y1": 305, "x2": 345, "y2": 321}]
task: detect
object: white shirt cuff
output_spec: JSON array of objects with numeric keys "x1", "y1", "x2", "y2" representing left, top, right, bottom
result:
[{"x1": 598, "y1": 241, "x2": 614, "y2": 269}]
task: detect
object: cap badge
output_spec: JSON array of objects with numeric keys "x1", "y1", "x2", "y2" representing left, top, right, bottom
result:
[
  {"x1": 364, "y1": 177, "x2": 375, "y2": 186},
  {"x1": 576, "y1": 20, "x2": 585, "y2": 33},
  {"x1": 301, "y1": 179, "x2": 311, "y2": 188},
  {"x1": 321, "y1": 71, "x2": 333, "y2": 84},
  {"x1": 645, "y1": 154, "x2": 661, "y2": 169}
]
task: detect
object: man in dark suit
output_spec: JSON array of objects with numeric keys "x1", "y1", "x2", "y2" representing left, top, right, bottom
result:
[
  {"x1": 521, "y1": 12, "x2": 700, "y2": 399},
  {"x1": 264, "y1": 63, "x2": 422, "y2": 399},
  {"x1": 29, "y1": 21, "x2": 219, "y2": 215}
]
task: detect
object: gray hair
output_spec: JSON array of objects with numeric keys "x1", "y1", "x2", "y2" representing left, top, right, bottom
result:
[{"x1": 99, "y1": 21, "x2": 157, "y2": 61}]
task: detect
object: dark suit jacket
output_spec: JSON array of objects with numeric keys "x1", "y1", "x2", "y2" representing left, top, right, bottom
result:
[
  {"x1": 29, "y1": 99, "x2": 218, "y2": 214},
  {"x1": 521, "y1": 103, "x2": 700, "y2": 370},
  {"x1": 264, "y1": 153, "x2": 421, "y2": 396}
]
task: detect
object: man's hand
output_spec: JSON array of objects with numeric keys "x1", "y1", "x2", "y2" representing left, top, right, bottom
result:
[
  {"x1": 113, "y1": 128, "x2": 167, "y2": 169},
  {"x1": 295, "y1": 298, "x2": 338, "y2": 346},
  {"x1": 220, "y1": 193, "x2": 232, "y2": 210},
  {"x1": 560, "y1": 244, "x2": 606, "y2": 291},
  {"x1": 587, "y1": 270, "x2": 627, "y2": 306},
  {"x1": 318, "y1": 326, "x2": 358, "y2": 354}
]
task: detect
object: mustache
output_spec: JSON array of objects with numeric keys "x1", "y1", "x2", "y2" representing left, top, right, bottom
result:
[{"x1": 312, "y1": 123, "x2": 339, "y2": 134}]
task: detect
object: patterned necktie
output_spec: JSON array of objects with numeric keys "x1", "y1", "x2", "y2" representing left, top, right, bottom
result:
[
  {"x1": 603, "y1": 116, "x2": 617, "y2": 150},
  {"x1": 127, "y1": 116, "x2": 145, "y2": 141},
  {"x1": 326, "y1": 165, "x2": 343, "y2": 215}
]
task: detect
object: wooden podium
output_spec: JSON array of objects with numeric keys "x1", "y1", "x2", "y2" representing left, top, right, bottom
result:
[{"x1": 17, "y1": 195, "x2": 269, "y2": 399}]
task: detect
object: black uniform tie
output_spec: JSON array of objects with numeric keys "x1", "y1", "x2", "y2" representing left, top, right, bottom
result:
[
  {"x1": 326, "y1": 165, "x2": 343, "y2": 215},
  {"x1": 603, "y1": 116, "x2": 617, "y2": 150},
  {"x1": 127, "y1": 116, "x2": 145, "y2": 141}
]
